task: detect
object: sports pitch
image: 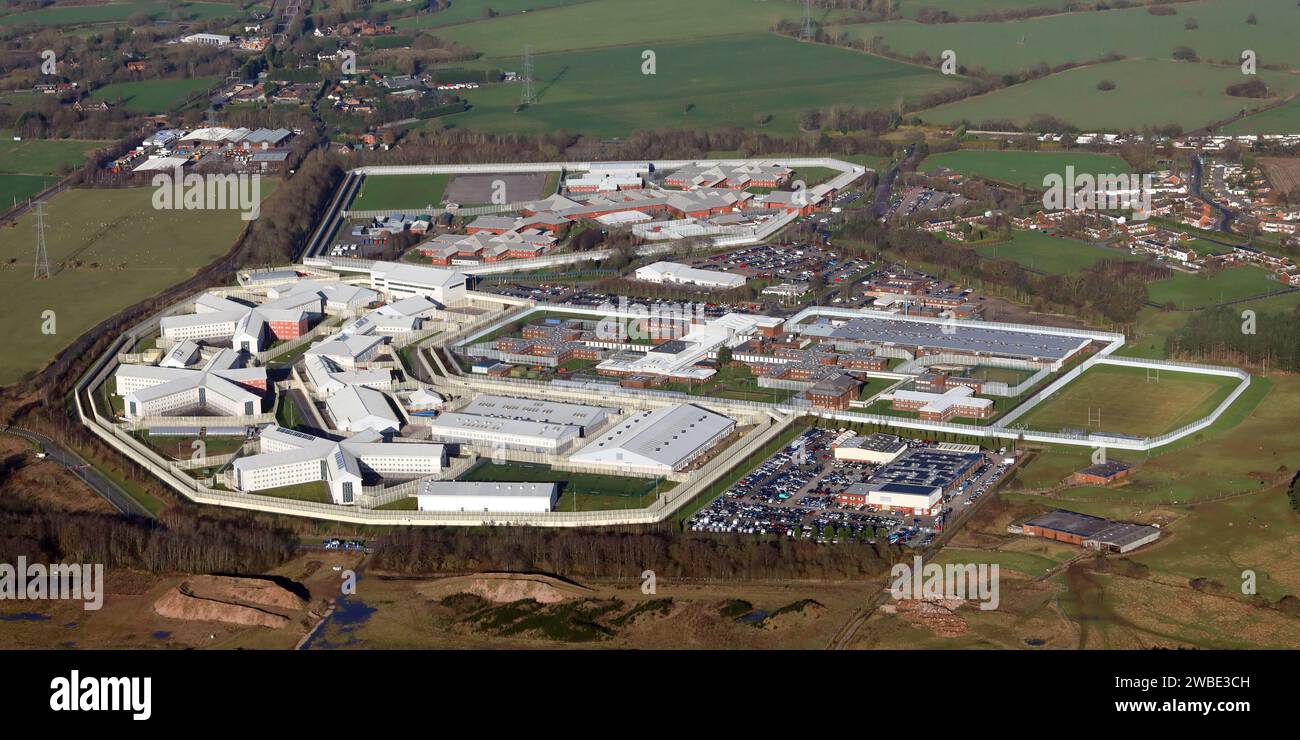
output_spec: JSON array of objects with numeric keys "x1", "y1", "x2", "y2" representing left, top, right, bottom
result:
[
  {"x1": 350, "y1": 173, "x2": 452, "y2": 211},
  {"x1": 1017, "y1": 363, "x2": 1241, "y2": 437}
]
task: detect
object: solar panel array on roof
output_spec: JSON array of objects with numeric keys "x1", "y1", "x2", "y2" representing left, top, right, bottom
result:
[
  {"x1": 869, "y1": 448, "x2": 982, "y2": 492},
  {"x1": 828, "y1": 317, "x2": 1085, "y2": 360}
]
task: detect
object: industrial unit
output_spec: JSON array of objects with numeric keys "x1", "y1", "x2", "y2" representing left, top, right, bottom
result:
[
  {"x1": 568, "y1": 403, "x2": 735, "y2": 474},
  {"x1": 414, "y1": 481, "x2": 559, "y2": 513},
  {"x1": 1020, "y1": 509, "x2": 1161, "y2": 553}
]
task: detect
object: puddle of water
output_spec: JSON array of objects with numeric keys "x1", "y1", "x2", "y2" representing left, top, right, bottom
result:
[
  {"x1": 0, "y1": 612, "x2": 50, "y2": 622},
  {"x1": 301, "y1": 597, "x2": 376, "y2": 650},
  {"x1": 737, "y1": 610, "x2": 769, "y2": 624},
  {"x1": 151, "y1": 631, "x2": 171, "y2": 639}
]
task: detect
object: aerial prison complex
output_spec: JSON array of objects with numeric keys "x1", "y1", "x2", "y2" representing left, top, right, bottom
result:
[
  {"x1": 459, "y1": 300, "x2": 1103, "y2": 419},
  {"x1": 99, "y1": 256, "x2": 747, "y2": 512},
  {"x1": 321, "y1": 158, "x2": 866, "y2": 273}
]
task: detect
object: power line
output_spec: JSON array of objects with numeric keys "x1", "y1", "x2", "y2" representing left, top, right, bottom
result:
[
  {"x1": 800, "y1": 0, "x2": 815, "y2": 40},
  {"x1": 33, "y1": 200, "x2": 50, "y2": 280},
  {"x1": 520, "y1": 46, "x2": 536, "y2": 107}
]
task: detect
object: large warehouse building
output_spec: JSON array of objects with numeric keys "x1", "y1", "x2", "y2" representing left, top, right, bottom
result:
[
  {"x1": 367, "y1": 262, "x2": 468, "y2": 305},
  {"x1": 634, "y1": 261, "x2": 746, "y2": 290},
  {"x1": 457, "y1": 395, "x2": 614, "y2": 436},
  {"x1": 1021, "y1": 509, "x2": 1161, "y2": 553},
  {"x1": 837, "y1": 481, "x2": 942, "y2": 516},
  {"x1": 426, "y1": 412, "x2": 580, "y2": 452},
  {"x1": 414, "y1": 481, "x2": 559, "y2": 513},
  {"x1": 568, "y1": 403, "x2": 735, "y2": 474},
  {"x1": 831, "y1": 432, "x2": 909, "y2": 464}
]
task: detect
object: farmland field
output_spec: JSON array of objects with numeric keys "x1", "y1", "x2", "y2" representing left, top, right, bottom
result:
[
  {"x1": 1222, "y1": 97, "x2": 1300, "y2": 134},
  {"x1": 443, "y1": 35, "x2": 966, "y2": 137},
  {"x1": 848, "y1": 0, "x2": 1300, "y2": 75},
  {"x1": 1258, "y1": 157, "x2": 1300, "y2": 197},
  {"x1": 1017, "y1": 363, "x2": 1242, "y2": 437},
  {"x1": 91, "y1": 77, "x2": 218, "y2": 114},
  {"x1": 976, "y1": 230, "x2": 1143, "y2": 274},
  {"x1": 350, "y1": 173, "x2": 452, "y2": 211},
  {"x1": 0, "y1": 1, "x2": 238, "y2": 26},
  {"x1": 923, "y1": 150, "x2": 1131, "y2": 188},
  {"x1": 918, "y1": 59, "x2": 1300, "y2": 131},
  {"x1": 1146, "y1": 265, "x2": 1281, "y2": 309},
  {"x1": 0, "y1": 184, "x2": 275, "y2": 386},
  {"x1": 0, "y1": 175, "x2": 55, "y2": 207},
  {"x1": 393, "y1": 0, "x2": 590, "y2": 29},
  {"x1": 0, "y1": 134, "x2": 111, "y2": 177},
  {"x1": 889, "y1": 0, "x2": 1073, "y2": 19},
  {"x1": 432, "y1": 0, "x2": 838, "y2": 57}
]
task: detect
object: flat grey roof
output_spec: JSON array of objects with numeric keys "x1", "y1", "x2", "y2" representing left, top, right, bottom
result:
[
  {"x1": 417, "y1": 481, "x2": 557, "y2": 498},
  {"x1": 1026, "y1": 509, "x2": 1159, "y2": 548},
  {"x1": 459, "y1": 394, "x2": 613, "y2": 430}
]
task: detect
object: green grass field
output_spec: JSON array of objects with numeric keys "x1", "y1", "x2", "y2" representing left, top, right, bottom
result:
[
  {"x1": 850, "y1": 0, "x2": 1300, "y2": 74},
  {"x1": 890, "y1": 0, "x2": 1074, "y2": 18},
  {"x1": 1017, "y1": 363, "x2": 1242, "y2": 437},
  {"x1": 444, "y1": 34, "x2": 965, "y2": 137},
  {"x1": 432, "y1": 0, "x2": 826, "y2": 57},
  {"x1": 349, "y1": 173, "x2": 451, "y2": 211},
  {"x1": 458, "y1": 461, "x2": 672, "y2": 511},
  {"x1": 251, "y1": 481, "x2": 332, "y2": 503},
  {"x1": 393, "y1": 0, "x2": 589, "y2": 29},
  {"x1": 0, "y1": 184, "x2": 274, "y2": 386},
  {"x1": 1223, "y1": 96, "x2": 1300, "y2": 134},
  {"x1": 0, "y1": 134, "x2": 112, "y2": 176},
  {"x1": 1146, "y1": 265, "x2": 1281, "y2": 309},
  {"x1": 918, "y1": 59, "x2": 1300, "y2": 131},
  {"x1": 976, "y1": 230, "x2": 1144, "y2": 273},
  {"x1": 0, "y1": 1, "x2": 238, "y2": 26},
  {"x1": 91, "y1": 77, "x2": 217, "y2": 114},
  {"x1": 922, "y1": 150, "x2": 1131, "y2": 188},
  {"x1": 0, "y1": 175, "x2": 56, "y2": 208}
]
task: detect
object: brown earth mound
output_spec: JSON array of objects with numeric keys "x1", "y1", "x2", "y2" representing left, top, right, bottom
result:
[
  {"x1": 896, "y1": 598, "x2": 969, "y2": 638},
  {"x1": 153, "y1": 575, "x2": 305, "y2": 629},
  {"x1": 761, "y1": 599, "x2": 826, "y2": 630},
  {"x1": 186, "y1": 575, "x2": 307, "y2": 611},
  {"x1": 418, "y1": 573, "x2": 593, "y2": 604}
]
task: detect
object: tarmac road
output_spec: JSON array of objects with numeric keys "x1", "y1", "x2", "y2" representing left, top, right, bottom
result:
[{"x1": 1, "y1": 425, "x2": 153, "y2": 518}]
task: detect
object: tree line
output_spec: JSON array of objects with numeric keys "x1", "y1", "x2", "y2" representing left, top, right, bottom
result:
[
  {"x1": 1167, "y1": 306, "x2": 1300, "y2": 372},
  {"x1": 0, "y1": 500, "x2": 297, "y2": 575},
  {"x1": 372, "y1": 526, "x2": 905, "y2": 581},
  {"x1": 840, "y1": 216, "x2": 1165, "y2": 325}
]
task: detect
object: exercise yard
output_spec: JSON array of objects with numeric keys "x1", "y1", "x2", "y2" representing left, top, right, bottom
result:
[
  {"x1": 1016, "y1": 363, "x2": 1242, "y2": 438},
  {"x1": 349, "y1": 173, "x2": 451, "y2": 211}
]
